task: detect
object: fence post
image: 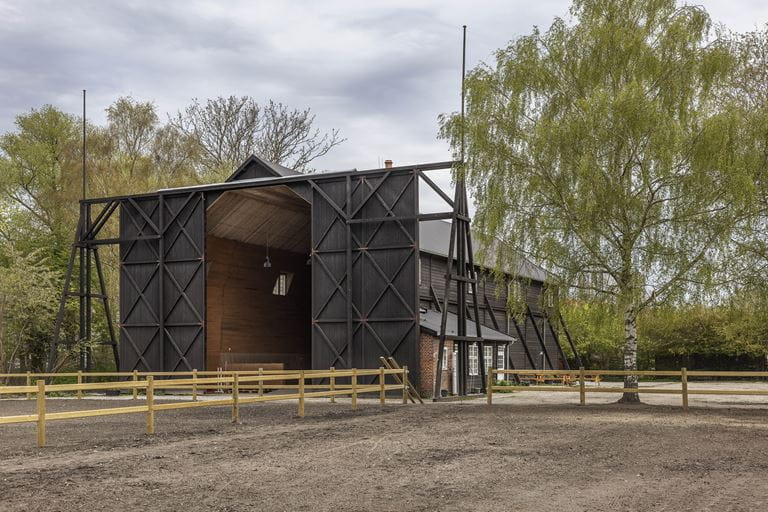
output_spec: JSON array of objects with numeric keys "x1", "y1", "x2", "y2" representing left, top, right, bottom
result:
[
  {"x1": 487, "y1": 368, "x2": 493, "y2": 406},
  {"x1": 579, "y1": 367, "x2": 586, "y2": 406},
  {"x1": 76, "y1": 370, "x2": 83, "y2": 399},
  {"x1": 298, "y1": 370, "x2": 305, "y2": 418},
  {"x1": 258, "y1": 368, "x2": 264, "y2": 397},
  {"x1": 681, "y1": 367, "x2": 688, "y2": 411},
  {"x1": 379, "y1": 367, "x2": 386, "y2": 406},
  {"x1": 132, "y1": 370, "x2": 138, "y2": 400},
  {"x1": 26, "y1": 371, "x2": 31, "y2": 400},
  {"x1": 36, "y1": 380, "x2": 46, "y2": 448},
  {"x1": 402, "y1": 366, "x2": 408, "y2": 404},
  {"x1": 351, "y1": 369, "x2": 358, "y2": 410},
  {"x1": 146, "y1": 376, "x2": 155, "y2": 435},
  {"x1": 232, "y1": 373, "x2": 240, "y2": 423},
  {"x1": 192, "y1": 369, "x2": 198, "y2": 401},
  {"x1": 330, "y1": 367, "x2": 336, "y2": 403}
]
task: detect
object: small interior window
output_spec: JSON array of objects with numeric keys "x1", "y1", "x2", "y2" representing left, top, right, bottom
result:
[{"x1": 272, "y1": 272, "x2": 293, "y2": 296}]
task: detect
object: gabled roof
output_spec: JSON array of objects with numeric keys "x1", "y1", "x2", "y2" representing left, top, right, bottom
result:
[
  {"x1": 419, "y1": 308, "x2": 515, "y2": 343},
  {"x1": 419, "y1": 220, "x2": 548, "y2": 283},
  {"x1": 226, "y1": 154, "x2": 301, "y2": 182}
]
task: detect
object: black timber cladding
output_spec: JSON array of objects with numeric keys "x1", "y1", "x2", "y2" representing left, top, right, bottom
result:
[
  {"x1": 418, "y1": 220, "x2": 566, "y2": 371},
  {"x1": 118, "y1": 157, "x2": 424, "y2": 376},
  {"x1": 310, "y1": 170, "x2": 419, "y2": 383},
  {"x1": 119, "y1": 192, "x2": 206, "y2": 372}
]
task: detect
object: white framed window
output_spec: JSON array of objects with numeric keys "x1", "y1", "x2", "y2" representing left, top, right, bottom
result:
[
  {"x1": 497, "y1": 346, "x2": 505, "y2": 370},
  {"x1": 442, "y1": 347, "x2": 448, "y2": 369},
  {"x1": 469, "y1": 344, "x2": 479, "y2": 376},
  {"x1": 418, "y1": 258, "x2": 422, "y2": 285},
  {"x1": 484, "y1": 345, "x2": 494, "y2": 372},
  {"x1": 272, "y1": 272, "x2": 293, "y2": 296}
]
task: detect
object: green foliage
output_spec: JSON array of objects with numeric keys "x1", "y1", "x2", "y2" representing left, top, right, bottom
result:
[
  {"x1": 0, "y1": 247, "x2": 60, "y2": 375},
  {"x1": 559, "y1": 300, "x2": 624, "y2": 368},
  {"x1": 440, "y1": 0, "x2": 762, "y2": 379},
  {"x1": 493, "y1": 380, "x2": 516, "y2": 392},
  {"x1": 560, "y1": 297, "x2": 768, "y2": 369},
  {"x1": 0, "y1": 95, "x2": 343, "y2": 372}
]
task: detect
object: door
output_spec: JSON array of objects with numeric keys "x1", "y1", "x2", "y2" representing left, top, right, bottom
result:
[
  {"x1": 119, "y1": 192, "x2": 206, "y2": 372},
  {"x1": 310, "y1": 171, "x2": 419, "y2": 381}
]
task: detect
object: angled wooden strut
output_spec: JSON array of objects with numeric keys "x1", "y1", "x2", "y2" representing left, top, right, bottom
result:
[
  {"x1": 380, "y1": 356, "x2": 423, "y2": 404},
  {"x1": 433, "y1": 175, "x2": 486, "y2": 399},
  {"x1": 48, "y1": 202, "x2": 120, "y2": 372}
]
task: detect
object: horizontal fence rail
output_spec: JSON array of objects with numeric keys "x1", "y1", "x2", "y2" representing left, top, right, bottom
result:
[
  {"x1": 486, "y1": 368, "x2": 768, "y2": 409},
  {"x1": 0, "y1": 367, "x2": 411, "y2": 447}
]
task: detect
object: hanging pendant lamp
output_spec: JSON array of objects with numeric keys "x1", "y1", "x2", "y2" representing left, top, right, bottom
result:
[{"x1": 264, "y1": 239, "x2": 272, "y2": 268}]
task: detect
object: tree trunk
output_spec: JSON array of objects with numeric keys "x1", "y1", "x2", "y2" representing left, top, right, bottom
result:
[{"x1": 619, "y1": 303, "x2": 640, "y2": 403}]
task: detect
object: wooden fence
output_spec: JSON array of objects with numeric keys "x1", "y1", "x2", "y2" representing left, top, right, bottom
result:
[
  {"x1": 487, "y1": 368, "x2": 768, "y2": 409},
  {"x1": 0, "y1": 367, "x2": 410, "y2": 447}
]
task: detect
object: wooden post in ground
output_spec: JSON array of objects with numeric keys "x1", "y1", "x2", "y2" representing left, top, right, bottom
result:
[
  {"x1": 26, "y1": 371, "x2": 31, "y2": 400},
  {"x1": 298, "y1": 370, "x2": 305, "y2": 418},
  {"x1": 232, "y1": 373, "x2": 240, "y2": 423},
  {"x1": 192, "y1": 369, "x2": 198, "y2": 401},
  {"x1": 402, "y1": 366, "x2": 408, "y2": 404},
  {"x1": 351, "y1": 369, "x2": 358, "y2": 410},
  {"x1": 487, "y1": 369, "x2": 493, "y2": 406},
  {"x1": 579, "y1": 367, "x2": 586, "y2": 406},
  {"x1": 36, "y1": 380, "x2": 46, "y2": 448},
  {"x1": 258, "y1": 368, "x2": 264, "y2": 397},
  {"x1": 76, "y1": 370, "x2": 83, "y2": 399},
  {"x1": 146, "y1": 376, "x2": 155, "y2": 435},
  {"x1": 132, "y1": 370, "x2": 138, "y2": 400},
  {"x1": 329, "y1": 367, "x2": 336, "y2": 403},
  {"x1": 681, "y1": 367, "x2": 689, "y2": 411},
  {"x1": 379, "y1": 367, "x2": 386, "y2": 406}
]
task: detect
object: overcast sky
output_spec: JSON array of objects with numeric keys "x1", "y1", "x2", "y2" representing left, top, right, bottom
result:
[{"x1": 2, "y1": 0, "x2": 767, "y2": 207}]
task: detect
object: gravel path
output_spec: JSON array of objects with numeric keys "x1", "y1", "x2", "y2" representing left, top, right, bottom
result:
[{"x1": 1, "y1": 389, "x2": 767, "y2": 511}]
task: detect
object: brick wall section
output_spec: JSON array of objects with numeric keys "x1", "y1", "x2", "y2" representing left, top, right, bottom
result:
[{"x1": 417, "y1": 332, "x2": 454, "y2": 398}]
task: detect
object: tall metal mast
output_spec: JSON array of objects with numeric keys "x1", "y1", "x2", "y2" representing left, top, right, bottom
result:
[{"x1": 433, "y1": 26, "x2": 486, "y2": 398}]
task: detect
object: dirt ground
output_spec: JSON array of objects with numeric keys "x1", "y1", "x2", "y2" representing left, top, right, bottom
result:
[{"x1": 2, "y1": 387, "x2": 768, "y2": 512}]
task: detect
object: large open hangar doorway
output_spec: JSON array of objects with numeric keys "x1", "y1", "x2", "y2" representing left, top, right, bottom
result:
[{"x1": 205, "y1": 185, "x2": 311, "y2": 372}]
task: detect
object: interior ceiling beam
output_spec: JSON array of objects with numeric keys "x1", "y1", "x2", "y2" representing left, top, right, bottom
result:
[
  {"x1": 228, "y1": 189, "x2": 310, "y2": 213},
  {"x1": 206, "y1": 186, "x2": 311, "y2": 253}
]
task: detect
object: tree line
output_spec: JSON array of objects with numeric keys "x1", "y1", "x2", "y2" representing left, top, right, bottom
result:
[{"x1": 0, "y1": 95, "x2": 343, "y2": 376}]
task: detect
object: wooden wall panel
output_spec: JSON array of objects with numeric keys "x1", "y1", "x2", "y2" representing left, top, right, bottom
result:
[
  {"x1": 417, "y1": 251, "x2": 564, "y2": 370},
  {"x1": 206, "y1": 236, "x2": 311, "y2": 370}
]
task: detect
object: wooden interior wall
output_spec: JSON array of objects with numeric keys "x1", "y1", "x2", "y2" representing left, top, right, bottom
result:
[{"x1": 205, "y1": 236, "x2": 311, "y2": 370}]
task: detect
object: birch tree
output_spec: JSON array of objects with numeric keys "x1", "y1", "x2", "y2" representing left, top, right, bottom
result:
[{"x1": 440, "y1": 0, "x2": 754, "y2": 401}]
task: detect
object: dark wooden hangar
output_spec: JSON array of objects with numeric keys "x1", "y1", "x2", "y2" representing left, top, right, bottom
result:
[{"x1": 47, "y1": 155, "x2": 578, "y2": 397}]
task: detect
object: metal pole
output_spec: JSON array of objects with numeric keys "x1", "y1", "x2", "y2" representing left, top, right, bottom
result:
[
  {"x1": 433, "y1": 186, "x2": 459, "y2": 399},
  {"x1": 464, "y1": 184, "x2": 486, "y2": 392},
  {"x1": 460, "y1": 25, "x2": 466, "y2": 162},
  {"x1": 85, "y1": 204, "x2": 92, "y2": 373},
  {"x1": 82, "y1": 89, "x2": 86, "y2": 200},
  {"x1": 78, "y1": 202, "x2": 86, "y2": 372}
]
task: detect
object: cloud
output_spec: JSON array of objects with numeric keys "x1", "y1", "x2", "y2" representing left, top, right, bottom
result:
[{"x1": 0, "y1": 0, "x2": 765, "y2": 192}]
